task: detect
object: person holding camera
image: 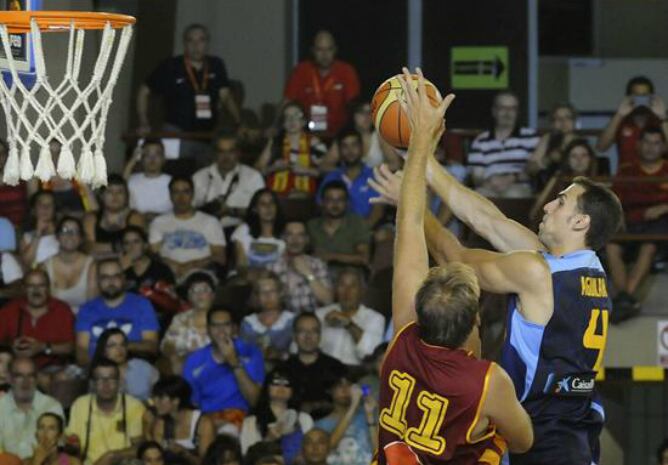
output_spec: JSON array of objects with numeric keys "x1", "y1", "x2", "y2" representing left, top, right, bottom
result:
[{"x1": 596, "y1": 75, "x2": 668, "y2": 168}]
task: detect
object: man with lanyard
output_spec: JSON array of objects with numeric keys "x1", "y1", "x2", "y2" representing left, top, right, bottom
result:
[
  {"x1": 284, "y1": 30, "x2": 360, "y2": 139},
  {"x1": 193, "y1": 131, "x2": 265, "y2": 241},
  {"x1": 138, "y1": 24, "x2": 240, "y2": 169}
]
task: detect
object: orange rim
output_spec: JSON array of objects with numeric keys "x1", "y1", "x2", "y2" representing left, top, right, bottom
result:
[{"x1": 0, "y1": 11, "x2": 135, "y2": 34}]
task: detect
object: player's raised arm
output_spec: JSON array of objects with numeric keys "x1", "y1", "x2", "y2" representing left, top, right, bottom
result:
[
  {"x1": 391, "y1": 67, "x2": 455, "y2": 332},
  {"x1": 426, "y1": 157, "x2": 545, "y2": 253}
]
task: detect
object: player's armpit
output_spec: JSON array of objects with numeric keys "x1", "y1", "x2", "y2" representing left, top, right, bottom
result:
[{"x1": 482, "y1": 363, "x2": 534, "y2": 454}]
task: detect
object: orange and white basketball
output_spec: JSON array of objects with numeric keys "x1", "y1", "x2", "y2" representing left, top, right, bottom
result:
[{"x1": 370, "y1": 74, "x2": 442, "y2": 149}]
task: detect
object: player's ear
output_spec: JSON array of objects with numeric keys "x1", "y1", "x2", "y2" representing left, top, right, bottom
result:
[{"x1": 572, "y1": 213, "x2": 591, "y2": 233}]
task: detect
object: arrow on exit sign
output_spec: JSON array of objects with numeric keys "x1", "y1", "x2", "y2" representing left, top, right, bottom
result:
[{"x1": 451, "y1": 46, "x2": 509, "y2": 89}]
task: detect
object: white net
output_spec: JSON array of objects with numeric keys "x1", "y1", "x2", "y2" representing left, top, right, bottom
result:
[{"x1": 0, "y1": 17, "x2": 133, "y2": 187}]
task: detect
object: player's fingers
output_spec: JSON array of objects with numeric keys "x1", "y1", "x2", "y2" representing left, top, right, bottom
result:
[
  {"x1": 368, "y1": 177, "x2": 389, "y2": 196},
  {"x1": 438, "y1": 93, "x2": 456, "y2": 116},
  {"x1": 416, "y1": 67, "x2": 428, "y2": 105},
  {"x1": 400, "y1": 67, "x2": 418, "y2": 106}
]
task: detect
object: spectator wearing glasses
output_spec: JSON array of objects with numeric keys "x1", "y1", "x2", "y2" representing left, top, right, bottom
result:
[
  {"x1": 240, "y1": 368, "x2": 314, "y2": 464},
  {"x1": 75, "y1": 258, "x2": 159, "y2": 366},
  {"x1": 183, "y1": 308, "x2": 264, "y2": 435},
  {"x1": 67, "y1": 358, "x2": 145, "y2": 465},
  {"x1": 0, "y1": 357, "x2": 64, "y2": 459},
  {"x1": 0, "y1": 269, "x2": 75, "y2": 387},
  {"x1": 44, "y1": 216, "x2": 97, "y2": 313}
]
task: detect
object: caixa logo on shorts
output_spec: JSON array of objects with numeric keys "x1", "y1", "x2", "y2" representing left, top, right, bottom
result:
[{"x1": 550, "y1": 373, "x2": 596, "y2": 397}]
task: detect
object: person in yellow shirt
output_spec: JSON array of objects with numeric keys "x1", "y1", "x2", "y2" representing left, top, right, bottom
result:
[{"x1": 67, "y1": 358, "x2": 145, "y2": 465}]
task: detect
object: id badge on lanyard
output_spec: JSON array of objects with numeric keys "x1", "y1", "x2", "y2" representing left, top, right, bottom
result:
[
  {"x1": 308, "y1": 71, "x2": 331, "y2": 133},
  {"x1": 195, "y1": 94, "x2": 212, "y2": 120},
  {"x1": 185, "y1": 56, "x2": 212, "y2": 120}
]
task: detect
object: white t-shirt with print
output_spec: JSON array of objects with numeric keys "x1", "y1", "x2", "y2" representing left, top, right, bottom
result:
[
  {"x1": 150, "y1": 212, "x2": 226, "y2": 264},
  {"x1": 231, "y1": 223, "x2": 285, "y2": 269}
]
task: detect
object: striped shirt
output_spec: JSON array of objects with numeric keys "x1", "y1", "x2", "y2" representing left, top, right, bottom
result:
[{"x1": 467, "y1": 127, "x2": 540, "y2": 178}]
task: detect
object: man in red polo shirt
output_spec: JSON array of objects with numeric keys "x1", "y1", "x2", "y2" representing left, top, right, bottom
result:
[
  {"x1": 606, "y1": 127, "x2": 668, "y2": 324},
  {"x1": 597, "y1": 76, "x2": 668, "y2": 168},
  {"x1": 0, "y1": 269, "x2": 75, "y2": 373},
  {"x1": 284, "y1": 30, "x2": 360, "y2": 138}
]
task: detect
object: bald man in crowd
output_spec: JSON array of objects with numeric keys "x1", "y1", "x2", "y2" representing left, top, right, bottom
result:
[{"x1": 284, "y1": 30, "x2": 360, "y2": 138}]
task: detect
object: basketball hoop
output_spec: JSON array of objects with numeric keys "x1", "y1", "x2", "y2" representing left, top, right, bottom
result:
[{"x1": 0, "y1": 11, "x2": 135, "y2": 187}]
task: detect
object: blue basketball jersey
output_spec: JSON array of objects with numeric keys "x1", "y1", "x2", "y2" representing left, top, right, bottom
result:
[{"x1": 500, "y1": 249, "x2": 610, "y2": 424}]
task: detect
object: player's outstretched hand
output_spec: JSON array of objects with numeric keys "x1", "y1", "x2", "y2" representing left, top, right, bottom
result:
[
  {"x1": 369, "y1": 164, "x2": 403, "y2": 206},
  {"x1": 397, "y1": 67, "x2": 455, "y2": 144}
]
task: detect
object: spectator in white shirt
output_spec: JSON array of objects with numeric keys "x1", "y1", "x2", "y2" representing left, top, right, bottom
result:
[
  {"x1": 232, "y1": 189, "x2": 286, "y2": 278},
  {"x1": 123, "y1": 139, "x2": 172, "y2": 221},
  {"x1": 193, "y1": 132, "x2": 265, "y2": 231},
  {"x1": 150, "y1": 176, "x2": 226, "y2": 281},
  {"x1": 315, "y1": 268, "x2": 384, "y2": 366}
]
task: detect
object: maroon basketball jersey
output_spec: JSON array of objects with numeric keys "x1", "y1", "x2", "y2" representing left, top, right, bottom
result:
[{"x1": 374, "y1": 322, "x2": 506, "y2": 465}]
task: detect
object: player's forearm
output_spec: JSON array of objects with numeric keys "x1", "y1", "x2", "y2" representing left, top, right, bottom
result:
[
  {"x1": 425, "y1": 209, "x2": 464, "y2": 264},
  {"x1": 428, "y1": 156, "x2": 504, "y2": 233}
]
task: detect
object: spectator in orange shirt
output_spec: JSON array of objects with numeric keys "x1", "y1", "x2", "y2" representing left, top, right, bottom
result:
[
  {"x1": 596, "y1": 76, "x2": 668, "y2": 168},
  {"x1": 606, "y1": 127, "x2": 668, "y2": 323},
  {"x1": 284, "y1": 31, "x2": 360, "y2": 138}
]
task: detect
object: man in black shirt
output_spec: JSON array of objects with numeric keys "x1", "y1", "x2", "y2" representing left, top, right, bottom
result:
[
  {"x1": 280, "y1": 312, "x2": 346, "y2": 420},
  {"x1": 137, "y1": 24, "x2": 240, "y2": 167}
]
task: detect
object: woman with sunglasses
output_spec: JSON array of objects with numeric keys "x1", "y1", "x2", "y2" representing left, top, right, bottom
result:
[
  {"x1": 143, "y1": 376, "x2": 215, "y2": 464},
  {"x1": 44, "y1": 216, "x2": 97, "y2": 313},
  {"x1": 240, "y1": 368, "x2": 313, "y2": 464}
]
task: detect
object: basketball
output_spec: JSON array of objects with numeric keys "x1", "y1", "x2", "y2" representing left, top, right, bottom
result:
[{"x1": 371, "y1": 74, "x2": 442, "y2": 149}]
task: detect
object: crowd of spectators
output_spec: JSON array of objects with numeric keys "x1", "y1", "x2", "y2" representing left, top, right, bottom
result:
[{"x1": 0, "y1": 20, "x2": 668, "y2": 465}]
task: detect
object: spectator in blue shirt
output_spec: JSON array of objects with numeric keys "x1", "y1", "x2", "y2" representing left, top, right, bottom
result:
[
  {"x1": 75, "y1": 258, "x2": 160, "y2": 366},
  {"x1": 183, "y1": 308, "x2": 264, "y2": 435},
  {"x1": 318, "y1": 128, "x2": 384, "y2": 227},
  {"x1": 0, "y1": 216, "x2": 16, "y2": 251}
]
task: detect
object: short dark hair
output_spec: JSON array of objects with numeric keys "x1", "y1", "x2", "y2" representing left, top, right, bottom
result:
[
  {"x1": 151, "y1": 375, "x2": 192, "y2": 408},
  {"x1": 56, "y1": 215, "x2": 83, "y2": 238},
  {"x1": 201, "y1": 435, "x2": 241, "y2": 465},
  {"x1": 572, "y1": 176, "x2": 624, "y2": 251},
  {"x1": 183, "y1": 23, "x2": 210, "y2": 42},
  {"x1": 121, "y1": 225, "x2": 148, "y2": 244},
  {"x1": 321, "y1": 180, "x2": 348, "y2": 199},
  {"x1": 625, "y1": 75, "x2": 655, "y2": 95},
  {"x1": 206, "y1": 307, "x2": 236, "y2": 326},
  {"x1": 415, "y1": 264, "x2": 481, "y2": 348},
  {"x1": 212, "y1": 130, "x2": 240, "y2": 150},
  {"x1": 657, "y1": 438, "x2": 668, "y2": 464},
  {"x1": 96, "y1": 257, "x2": 122, "y2": 275},
  {"x1": 90, "y1": 356, "x2": 120, "y2": 379},
  {"x1": 141, "y1": 138, "x2": 165, "y2": 152},
  {"x1": 37, "y1": 412, "x2": 65, "y2": 434},
  {"x1": 169, "y1": 175, "x2": 194, "y2": 193},
  {"x1": 184, "y1": 271, "x2": 217, "y2": 294},
  {"x1": 292, "y1": 312, "x2": 321, "y2": 332},
  {"x1": 336, "y1": 126, "x2": 363, "y2": 147},
  {"x1": 639, "y1": 126, "x2": 666, "y2": 142},
  {"x1": 137, "y1": 441, "x2": 164, "y2": 461}
]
